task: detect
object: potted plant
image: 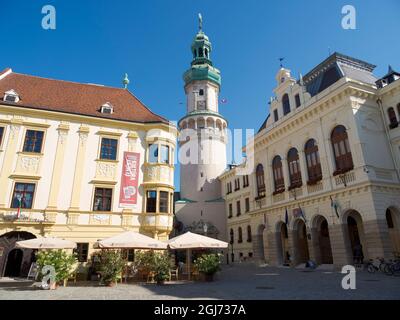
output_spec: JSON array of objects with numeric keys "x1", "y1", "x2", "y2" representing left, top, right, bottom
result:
[
  {"x1": 134, "y1": 250, "x2": 171, "y2": 285},
  {"x1": 36, "y1": 249, "x2": 77, "y2": 290},
  {"x1": 98, "y1": 249, "x2": 126, "y2": 287},
  {"x1": 152, "y1": 252, "x2": 171, "y2": 285},
  {"x1": 194, "y1": 253, "x2": 222, "y2": 282}
]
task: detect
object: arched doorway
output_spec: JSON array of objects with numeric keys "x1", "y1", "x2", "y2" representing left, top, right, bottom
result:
[
  {"x1": 317, "y1": 218, "x2": 333, "y2": 264},
  {"x1": 4, "y1": 249, "x2": 23, "y2": 277},
  {"x1": 293, "y1": 219, "x2": 310, "y2": 264},
  {"x1": 0, "y1": 231, "x2": 36, "y2": 278},
  {"x1": 386, "y1": 207, "x2": 400, "y2": 255},
  {"x1": 276, "y1": 222, "x2": 289, "y2": 265},
  {"x1": 346, "y1": 210, "x2": 366, "y2": 264}
]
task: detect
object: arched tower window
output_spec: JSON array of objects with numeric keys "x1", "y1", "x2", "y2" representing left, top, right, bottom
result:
[
  {"x1": 198, "y1": 47, "x2": 204, "y2": 57},
  {"x1": 388, "y1": 107, "x2": 398, "y2": 128},
  {"x1": 193, "y1": 49, "x2": 197, "y2": 59},
  {"x1": 199, "y1": 89, "x2": 204, "y2": 96},
  {"x1": 331, "y1": 125, "x2": 354, "y2": 175},
  {"x1": 282, "y1": 94, "x2": 291, "y2": 115},
  {"x1": 386, "y1": 209, "x2": 394, "y2": 229},
  {"x1": 304, "y1": 139, "x2": 322, "y2": 183},
  {"x1": 204, "y1": 48, "x2": 209, "y2": 58},
  {"x1": 287, "y1": 148, "x2": 302, "y2": 189},
  {"x1": 272, "y1": 156, "x2": 285, "y2": 193},
  {"x1": 256, "y1": 164, "x2": 265, "y2": 198}
]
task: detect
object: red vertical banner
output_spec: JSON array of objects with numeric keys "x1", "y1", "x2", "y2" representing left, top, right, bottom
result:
[{"x1": 119, "y1": 152, "x2": 140, "y2": 205}]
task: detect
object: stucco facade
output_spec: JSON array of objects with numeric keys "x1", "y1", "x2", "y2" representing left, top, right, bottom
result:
[
  {"x1": 220, "y1": 53, "x2": 400, "y2": 269},
  {"x1": 0, "y1": 69, "x2": 177, "y2": 277}
]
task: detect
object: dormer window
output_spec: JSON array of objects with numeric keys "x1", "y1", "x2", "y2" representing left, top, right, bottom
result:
[
  {"x1": 100, "y1": 102, "x2": 113, "y2": 114},
  {"x1": 3, "y1": 89, "x2": 20, "y2": 103}
]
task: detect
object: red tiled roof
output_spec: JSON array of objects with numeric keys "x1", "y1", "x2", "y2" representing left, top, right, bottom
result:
[{"x1": 0, "y1": 68, "x2": 169, "y2": 124}]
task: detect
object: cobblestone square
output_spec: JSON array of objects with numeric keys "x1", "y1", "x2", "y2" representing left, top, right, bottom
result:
[{"x1": 0, "y1": 264, "x2": 399, "y2": 300}]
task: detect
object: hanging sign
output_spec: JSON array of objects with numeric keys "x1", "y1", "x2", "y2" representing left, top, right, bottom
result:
[{"x1": 119, "y1": 152, "x2": 140, "y2": 206}]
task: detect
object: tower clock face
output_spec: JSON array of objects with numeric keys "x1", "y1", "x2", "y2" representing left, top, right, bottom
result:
[{"x1": 197, "y1": 100, "x2": 206, "y2": 110}]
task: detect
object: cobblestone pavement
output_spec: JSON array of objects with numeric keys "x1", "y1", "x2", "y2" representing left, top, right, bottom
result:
[{"x1": 0, "y1": 264, "x2": 399, "y2": 300}]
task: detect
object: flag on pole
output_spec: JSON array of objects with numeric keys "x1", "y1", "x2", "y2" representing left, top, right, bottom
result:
[
  {"x1": 16, "y1": 195, "x2": 22, "y2": 219},
  {"x1": 299, "y1": 205, "x2": 306, "y2": 223},
  {"x1": 330, "y1": 196, "x2": 340, "y2": 219},
  {"x1": 285, "y1": 207, "x2": 289, "y2": 225}
]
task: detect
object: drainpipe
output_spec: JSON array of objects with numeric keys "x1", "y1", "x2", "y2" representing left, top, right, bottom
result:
[{"x1": 376, "y1": 97, "x2": 400, "y2": 181}]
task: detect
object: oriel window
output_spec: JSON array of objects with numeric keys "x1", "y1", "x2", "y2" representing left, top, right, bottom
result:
[
  {"x1": 146, "y1": 190, "x2": 157, "y2": 212},
  {"x1": 23, "y1": 130, "x2": 44, "y2": 153},
  {"x1": 93, "y1": 188, "x2": 112, "y2": 211},
  {"x1": 148, "y1": 144, "x2": 159, "y2": 163},
  {"x1": 159, "y1": 191, "x2": 169, "y2": 213},
  {"x1": 100, "y1": 138, "x2": 118, "y2": 160},
  {"x1": 160, "y1": 145, "x2": 170, "y2": 164}
]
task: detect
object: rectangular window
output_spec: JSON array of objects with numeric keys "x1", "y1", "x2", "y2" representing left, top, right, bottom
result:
[
  {"x1": 0, "y1": 127, "x2": 4, "y2": 147},
  {"x1": 74, "y1": 243, "x2": 89, "y2": 262},
  {"x1": 148, "y1": 144, "x2": 159, "y2": 163},
  {"x1": 273, "y1": 109, "x2": 279, "y2": 122},
  {"x1": 11, "y1": 183, "x2": 35, "y2": 209},
  {"x1": 159, "y1": 191, "x2": 169, "y2": 213},
  {"x1": 160, "y1": 145, "x2": 170, "y2": 164},
  {"x1": 122, "y1": 249, "x2": 135, "y2": 262},
  {"x1": 100, "y1": 138, "x2": 118, "y2": 160},
  {"x1": 236, "y1": 201, "x2": 241, "y2": 216},
  {"x1": 245, "y1": 198, "x2": 250, "y2": 212},
  {"x1": 295, "y1": 94, "x2": 301, "y2": 108},
  {"x1": 23, "y1": 130, "x2": 44, "y2": 153},
  {"x1": 243, "y1": 175, "x2": 249, "y2": 187},
  {"x1": 228, "y1": 203, "x2": 233, "y2": 218},
  {"x1": 93, "y1": 188, "x2": 112, "y2": 211},
  {"x1": 146, "y1": 190, "x2": 157, "y2": 212}
]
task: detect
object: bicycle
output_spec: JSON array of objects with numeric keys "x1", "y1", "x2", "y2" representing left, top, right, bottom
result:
[
  {"x1": 366, "y1": 257, "x2": 389, "y2": 274},
  {"x1": 385, "y1": 258, "x2": 400, "y2": 276}
]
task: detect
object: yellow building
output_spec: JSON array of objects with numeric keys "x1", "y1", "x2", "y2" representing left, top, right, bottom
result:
[{"x1": 0, "y1": 68, "x2": 177, "y2": 277}]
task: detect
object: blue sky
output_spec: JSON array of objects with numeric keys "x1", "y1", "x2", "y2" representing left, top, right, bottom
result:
[{"x1": 1, "y1": 0, "x2": 399, "y2": 190}]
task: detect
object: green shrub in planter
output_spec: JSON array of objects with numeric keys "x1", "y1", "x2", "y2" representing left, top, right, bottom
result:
[
  {"x1": 36, "y1": 250, "x2": 77, "y2": 285},
  {"x1": 194, "y1": 253, "x2": 222, "y2": 281},
  {"x1": 98, "y1": 250, "x2": 127, "y2": 286},
  {"x1": 134, "y1": 250, "x2": 171, "y2": 284}
]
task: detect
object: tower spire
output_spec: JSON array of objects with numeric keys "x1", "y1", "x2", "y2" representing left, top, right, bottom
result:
[
  {"x1": 122, "y1": 73, "x2": 129, "y2": 89},
  {"x1": 198, "y1": 13, "x2": 203, "y2": 31}
]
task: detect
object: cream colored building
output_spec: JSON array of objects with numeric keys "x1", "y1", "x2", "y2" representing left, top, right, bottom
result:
[
  {"x1": 0, "y1": 68, "x2": 177, "y2": 277},
  {"x1": 220, "y1": 53, "x2": 400, "y2": 269},
  {"x1": 219, "y1": 164, "x2": 253, "y2": 262}
]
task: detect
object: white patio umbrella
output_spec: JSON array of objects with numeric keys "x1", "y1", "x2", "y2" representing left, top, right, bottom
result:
[
  {"x1": 96, "y1": 231, "x2": 168, "y2": 249},
  {"x1": 167, "y1": 232, "x2": 228, "y2": 280},
  {"x1": 15, "y1": 237, "x2": 77, "y2": 249}
]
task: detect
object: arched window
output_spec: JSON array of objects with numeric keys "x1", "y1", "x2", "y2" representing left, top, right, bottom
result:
[
  {"x1": 388, "y1": 107, "x2": 398, "y2": 128},
  {"x1": 287, "y1": 148, "x2": 302, "y2": 189},
  {"x1": 304, "y1": 139, "x2": 322, "y2": 183},
  {"x1": 272, "y1": 156, "x2": 285, "y2": 194},
  {"x1": 204, "y1": 48, "x2": 208, "y2": 58},
  {"x1": 238, "y1": 227, "x2": 243, "y2": 243},
  {"x1": 331, "y1": 125, "x2": 354, "y2": 175},
  {"x1": 199, "y1": 89, "x2": 204, "y2": 96},
  {"x1": 386, "y1": 209, "x2": 394, "y2": 229},
  {"x1": 282, "y1": 94, "x2": 291, "y2": 115},
  {"x1": 198, "y1": 47, "x2": 204, "y2": 57},
  {"x1": 230, "y1": 229, "x2": 234, "y2": 244},
  {"x1": 256, "y1": 164, "x2": 265, "y2": 198},
  {"x1": 247, "y1": 225, "x2": 252, "y2": 242},
  {"x1": 193, "y1": 49, "x2": 197, "y2": 59}
]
